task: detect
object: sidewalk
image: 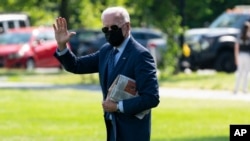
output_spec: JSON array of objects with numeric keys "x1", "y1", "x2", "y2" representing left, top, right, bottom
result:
[
  {"x1": 0, "y1": 82, "x2": 250, "y2": 101},
  {"x1": 0, "y1": 82, "x2": 101, "y2": 92}
]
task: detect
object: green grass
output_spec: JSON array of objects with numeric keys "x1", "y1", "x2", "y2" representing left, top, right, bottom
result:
[
  {"x1": 1, "y1": 89, "x2": 250, "y2": 141},
  {"x1": 0, "y1": 69, "x2": 99, "y2": 85},
  {"x1": 0, "y1": 89, "x2": 104, "y2": 141},
  {"x1": 159, "y1": 71, "x2": 236, "y2": 91},
  {"x1": 153, "y1": 98, "x2": 250, "y2": 141},
  {"x1": 0, "y1": 68, "x2": 238, "y2": 91},
  {"x1": 0, "y1": 69, "x2": 247, "y2": 140}
]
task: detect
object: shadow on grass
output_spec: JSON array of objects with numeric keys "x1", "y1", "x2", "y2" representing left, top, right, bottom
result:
[
  {"x1": 159, "y1": 73, "x2": 213, "y2": 83},
  {"x1": 154, "y1": 136, "x2": 228, "y2": 141},
  {"x1": 0, "y1": 68, "x2": 64, "y2": 76}
]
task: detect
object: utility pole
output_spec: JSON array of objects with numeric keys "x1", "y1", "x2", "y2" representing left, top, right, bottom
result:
[
  {"x1": 175, "y1": 0, "x2": 186, "y2": 74},
  {"x1": 179, "y1": 0, "x2": 186, "y2": 48},
  {"x1": 59, "y1": 0, "x2": 70, "y2": 28}
]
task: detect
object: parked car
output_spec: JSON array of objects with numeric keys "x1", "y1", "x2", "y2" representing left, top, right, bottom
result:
[
  {"x1": 68, "y1": 28, "x2": 101, "y2": 55},
  {"x1": 179, "y1": 5, "x2": 250, "y2": 73},
  {"x1": 75, "y1": 33, "x2": 106, "y2": 56},
  {"x1": 70, "y1": 27, "x2": 167, "y2": 67},
  {"x1": 131, "y1": 28, "x2": 167, "y2": 47},
  {"x1": 0, "y1": 13, "x2": 30, "y2": 34},
  {"x1": 147, "y1": 38, "x2": 167, "y2": 67},
  {"x1": 0, "y1": 26, "x2": 61, "y2": 70}
]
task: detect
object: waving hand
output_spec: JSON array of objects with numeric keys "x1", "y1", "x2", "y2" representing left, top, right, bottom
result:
[{"x1": 53, "y1": 17, "x2": 75, "y2": 51}]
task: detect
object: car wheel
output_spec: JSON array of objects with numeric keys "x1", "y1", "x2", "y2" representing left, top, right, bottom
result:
[
  {"x1": 214, "y1": 52, "x2": 236, "y2": 73},
  {"x1": 26, "y1": 58, "x2": 35, "y2": 71}
]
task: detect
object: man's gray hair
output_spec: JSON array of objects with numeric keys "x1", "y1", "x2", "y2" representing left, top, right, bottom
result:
[{"x1": 101, "y1": 6, "x2": 130, "y2": 23}]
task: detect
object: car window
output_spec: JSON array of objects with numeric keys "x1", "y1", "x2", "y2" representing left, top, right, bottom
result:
[
  {"x1": 90, "y1": 34, "x2": 106, "y2": 46},
  {"x1": 19, "y1": 20, "x2": 26, "y2": 28},
  {"x1": 0, "y1": 13, "x2": 30, "y2": 33},
  {"x1": 8, "y1": 21, "x2": 15, "y2": 29},
  {"x1": 0, "y1": 32, "x2": 31, "y2": 44},
  {"x1": 209, "y1": 13, "x2": 250, "y2": 29},
  {"x1": 0, "y1": 23, "x2": 4, "y2": 33},
  {"x1": 36, "y1": 30, "x2": 55, "y2": 41},
  {"x1": 43, "y1": 31, "x2": 55, "y2": 40},
  {"x1": 78, "y1": 32, "x2": 99, "y2": 42},
  {"x1": 132, "y1": 32, "x2": 146, "y2": 40},
  {"x1": 146, "y1": 32, "x2": 162, "y2": 39},
  {"x1": 132, "y1": 30, "x2": 163, "y2": 39}
]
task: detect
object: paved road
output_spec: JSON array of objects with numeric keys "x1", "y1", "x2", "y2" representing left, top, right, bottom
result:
[
  {"x1": 0, "y1": 82, "x2": 101, "y2": 91},
  {"x1": 1, "y1": 82, "x2": 250, "y2": 101}
]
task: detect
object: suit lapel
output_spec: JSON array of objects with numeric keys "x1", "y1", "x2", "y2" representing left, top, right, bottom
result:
[
  {"x1": 112, "y1": 38, "x2": 133, "y2": 78},
  {"x1": 104, "y1": 38, "x2": 134, "y2": 89}
]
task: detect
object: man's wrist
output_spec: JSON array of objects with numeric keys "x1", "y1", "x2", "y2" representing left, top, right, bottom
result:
[
  {"x1": 56, "y1": 47, "x2": 68, "y2": 56},
  {"x1": 58, "y1": 43, "x2": 67, "y2": 51}
]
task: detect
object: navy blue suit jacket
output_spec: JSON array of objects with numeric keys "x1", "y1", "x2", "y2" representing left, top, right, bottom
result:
[{"x1": 54, "y1": 37, "x2": 160, "y2": 141}]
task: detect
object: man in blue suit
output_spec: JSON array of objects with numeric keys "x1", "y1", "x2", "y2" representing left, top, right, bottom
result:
[{"x1": 53, "y1": 6, "x2": 160, "y2": 141}]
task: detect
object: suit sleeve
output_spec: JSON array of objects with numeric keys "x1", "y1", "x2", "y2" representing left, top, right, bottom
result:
[
  {"x1": 54, "y1": 49, "x2": 99, "y2": 74},
  {"x1": 122, "y1": 51, "x2": 160, "y2": 115}
]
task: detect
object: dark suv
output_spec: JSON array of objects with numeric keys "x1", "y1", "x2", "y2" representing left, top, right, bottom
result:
[
  {"x1": 70, "y1": 28, "x2": 167, "y2": 67},
  {"x1": 68, "y1": 29, "x2": 101, "y2": 55},
  {"x1": 179, "y1": 5, "x2": 250, "y2": 73}
]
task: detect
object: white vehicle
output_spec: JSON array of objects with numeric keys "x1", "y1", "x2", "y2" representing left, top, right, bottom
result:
[
  {"x1": 147, "y1": 38, "x2": 167, "y2": 67},
  {"x1": 0, "y1": 13, "x2": 30, "y2": 33}
]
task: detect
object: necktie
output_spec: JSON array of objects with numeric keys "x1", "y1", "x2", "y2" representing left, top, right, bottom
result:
[
  {"x1": 107, "y1": 48, "x2": 119, "y2": 86},
  {"x1": 106, "y1": 49, "x2": 119, "y2": 120}
]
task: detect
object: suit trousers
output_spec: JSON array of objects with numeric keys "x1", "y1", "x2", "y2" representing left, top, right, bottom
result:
[
  {"x1": 234, "y1": 52, "x2": 250, "y2": 93},
  {"x1": 105, "y1": 119, "x2": 115, "y2": 141}
]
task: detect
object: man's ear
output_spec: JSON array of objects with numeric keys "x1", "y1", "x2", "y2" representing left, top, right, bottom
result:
[
  {"x1": 125, "y1": 23, "x2": 131, "y2": 36},
  {"x1": 127, "y1": 22, "x2": 131, "y2": 30}
]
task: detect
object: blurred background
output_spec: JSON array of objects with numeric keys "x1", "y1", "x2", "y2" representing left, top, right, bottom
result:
[
  {"x1": 1, "y1": 1, "x2": 250, "y2": 141},
  {"x1": 0, "y1": 0, "x2": 250, "y2": 75}
]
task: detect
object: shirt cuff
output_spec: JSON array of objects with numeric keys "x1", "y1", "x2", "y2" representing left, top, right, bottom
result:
[
  {"x1": 56, "y1": 47, "x2": 68, "y2": 56},
  {"x1": 118, "y1": 101, "x2": 124, "y2": 113}
]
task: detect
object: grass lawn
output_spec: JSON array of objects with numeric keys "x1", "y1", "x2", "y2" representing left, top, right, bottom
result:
[
  {"x1": 1, "y1": 89, "x2": 250, "y2": 141},
  {"x1": 0, "y1": 68, "x2": 238, "y2": 91},
  {"x1": 159, "y1": 71, "x2": 236, "y2": 91}
]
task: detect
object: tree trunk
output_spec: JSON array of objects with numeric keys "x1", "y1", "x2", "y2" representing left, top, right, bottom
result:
[{"x1": 59, "y1": 0, "x2": 70, "y2": 28}]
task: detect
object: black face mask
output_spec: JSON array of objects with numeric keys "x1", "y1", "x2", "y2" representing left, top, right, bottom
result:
[{"x1": 104, "y1": 28, "x2": 125, "y2": 46}]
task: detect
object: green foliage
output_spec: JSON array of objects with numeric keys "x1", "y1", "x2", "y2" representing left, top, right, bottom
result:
[
  {"x1": 1, "y1": 0, "x2": 250, "y2": 73},
  {"x1": 185, "y1": 0, "x2": 250, "y2": 28},
  {"x1": 145, "y1": 1, "x2": 183, "y2": 72},
  {"x1": 75, "y1": 0, "x2": 103, "y2": 28},
  {"x1": 26, "y1": 8, "x2": 57, "y2": 26},
  {"x1": 0, "y1": 0, "x2": 59, "y2": 26},
  {"x1": 185, "y1": 0, "x2": 213, "y2": 28},
  {"x1": 123, "y1": 0, "x2": 183, "y2": 72}
]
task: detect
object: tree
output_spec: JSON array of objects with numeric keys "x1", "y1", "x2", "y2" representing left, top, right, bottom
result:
[
  {"x1": 59, "y1": 0, "x2": 69, "y2": 28},
  {"x1": 184, "y1": 0, "x2": 250, "y2": 28},
  {"x1": 2, "y1": 0, "x2": 250, "y2": 74},
  {"x1": 127, "y1": 0, "x2": 183, "y2": 73}
]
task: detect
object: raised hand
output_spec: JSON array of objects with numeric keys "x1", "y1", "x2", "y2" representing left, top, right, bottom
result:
[{"x1": 53, "y1": 17, "x2": 75, "y2": 51}]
